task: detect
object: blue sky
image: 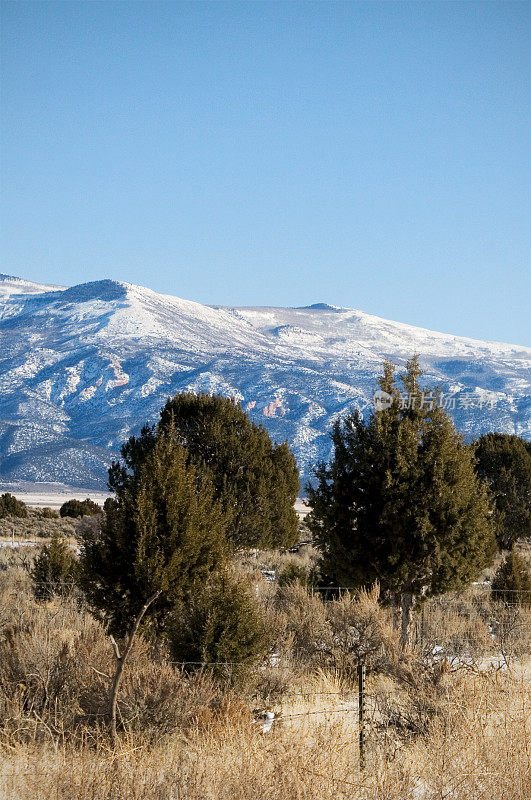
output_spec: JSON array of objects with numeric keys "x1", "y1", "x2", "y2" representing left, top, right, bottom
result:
[{"x1": 1, "y1": 1, "x2": 529, "y2": 344}]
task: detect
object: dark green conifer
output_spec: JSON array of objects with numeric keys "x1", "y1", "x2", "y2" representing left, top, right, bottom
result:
[
  {"x1": 32, "y1": 530, "x2": 78, "y2": 600},
  {"x1": 110, "y1": 393, "x2": 300, "y2": 549},
  {"x1": 167, "y1": 567, "x2": 273, "y2": 683},
  {"x1": 0, "y1": 492, "x2": 28, "y2": 518},
  {"x1": 79, "y1": 427, "x2": 227, "y2": 636},
  {"x1": 492, "y1": 548, "x2": 531, "y2": 606},
  {"x1": 59, "y1": 498, "x2": 101, "y2": 518},
  {"x1": 475, "y1": 433, "x2": 531, "y2": 549},
  {"x1": 307, "y1": 356, "x2": 496, "y2": 646}
]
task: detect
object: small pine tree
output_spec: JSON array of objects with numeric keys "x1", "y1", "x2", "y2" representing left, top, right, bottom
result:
[
  {"x1": 167, "y1": 568, "x2": 273, "y2": 683},
  {"x1": 32, "y1": 531, "x2": 78, "y2": 600},
  {"x1": 491, "y1": 548, "x2": 531, "y2": 606},
  {"x1": 0, "y1": 493, "x2": 28, "y2": 519}
]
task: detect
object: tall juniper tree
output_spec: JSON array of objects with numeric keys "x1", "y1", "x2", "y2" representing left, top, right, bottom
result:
[
  {"x1": 80, "y1": 426, "x2": 227, "y2": 636},
  {"x1": 307, "y1": 357, "x2": 496, "y2": 647},
  {"x1": 109, "y1": 392, "x2": 300, "y2": 549},
  {"x1": 79, "y1": 426, "x2": 229, "y2": 742}
]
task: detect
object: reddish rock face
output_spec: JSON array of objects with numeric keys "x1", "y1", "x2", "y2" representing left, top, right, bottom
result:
[{"x1": 262, "y1": 398, "x2": 286, "y2": 418}]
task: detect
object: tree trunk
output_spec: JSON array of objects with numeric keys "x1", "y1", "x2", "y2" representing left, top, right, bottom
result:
[
  {"x1": 109, "y1": 643, "x2": 125, "y2": 747},
  {"x1": 400, "y1": 592, "x2": 414, "y2": 650},
  {"x1": 108, "y1": 590, "x2": 161, "y2": 747}
]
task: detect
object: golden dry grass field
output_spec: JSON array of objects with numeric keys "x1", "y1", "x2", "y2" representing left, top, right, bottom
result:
[{"x1": 0, "y1": 541, "x2": 529, "y2": 800}]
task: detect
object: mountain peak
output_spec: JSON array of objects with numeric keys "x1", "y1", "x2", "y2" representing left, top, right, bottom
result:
[
  {"x1": 296, "y1": 302, "x2": 344, "y2": 312},
  {"x1": 61, "y1": 279, "x2": 130, "y2": 303}
]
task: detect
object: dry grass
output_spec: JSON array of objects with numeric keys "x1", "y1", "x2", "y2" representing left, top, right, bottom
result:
[
  {"x1": 0, "y1": 546, "x2": 529, "y2": 800},
  {"x1": 0, "y1": 511, "x2": 76, "y2": 543},
  {"x1": 0, "y1": 669, "x2": 528, "y2": 799},
  {"x1": 402, "y1": 673, "x2": 531, "y2": 800},
  {"x1": 419, "y1": 589, "x2": 531, "y2": 665}
]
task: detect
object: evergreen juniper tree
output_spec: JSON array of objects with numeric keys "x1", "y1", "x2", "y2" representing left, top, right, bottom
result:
[
  {"x1": 59, "y1": 498, "x2": 102, "y2": 518},
  {"x1": 109, "y1": 393, "x2": 300, "y2": 549},
  {"x1": 167, "y1": 567, "x2": 273, "y2": 684},
  {"x1": 0, "y1": 493, "x2": 28, "y2": 519},
  {"x1": 307, "y1": 356, "x2": 496, "y2": 647},
  {"x1": 79, "y1": 426, "x2": 228, "y2": 636},
  {"x1": 491, "y1": 548, "x2": 531, "y2": 606},
  {"x1": 474, "y1": 433, "x2": 531, "y2": 550},
  {"x1": 32, "y1": 530, "x2": 78, "y2": 600},
  {"x1": 79, "y1": 422, "x2": 277, "y2": 740}
]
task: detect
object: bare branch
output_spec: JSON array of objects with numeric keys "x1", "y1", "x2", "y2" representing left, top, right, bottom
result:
[
  {"x1": 108, "y1": 589, "x2": 162, "y2": 747},
  {"x1": 109, "y1": 635, "x2": 121, "y2": 661}
]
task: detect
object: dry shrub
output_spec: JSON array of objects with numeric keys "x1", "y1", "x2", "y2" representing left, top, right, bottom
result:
[
  {"x1": 116, "y1": 663, "x2": 218, "y2": 739},
  {"x1": 1, "y1": 669, "x2": 528, "y2": 800},
  {"x1": 252, "y1": 662, "x2": 297, "y2": 706},
  {"x1": 417, "y1": 602, "x2": 495, "y2": 662},
  {"x1": 0, "y1": 513, "x2": 76, "y2": 542},
  {"x1": 493, "y1": 604, "x2": 531, "y2": 661},
  {"x1": 277, "y1": 557, "x2": 314, "y2": 586},
  {"x1": 1, "y1": 556, "x2": 529, "y2": 799},
  {"x1": 276, "y1": 545, "x2": 321, "y2": 587},
  {"x1": 271, "y1": 584, "x2": 402, "y2": 679},
  {"x1": 326, "y1": 584, "x2": 398, "y2": 671},
  {"x1": 400, "y1": 672, "x2": 531, "y2": 800},
  {"x1": 418, "y1": 590, "x2": 531, "y2": 665},
  {"x1": 73, "y1": 512, "x2": 102, "y2": 545},
  {"x1": 273, "y1": 582, "x2": 330, "y2": 666},
  {"x1": 0, "y1": 570, "x2": 111, "y2": 739},
  {"x1": 0, "y1": 544, "x2": 37, "y2": 575},
  {"x1": 247, "y1": 544, "x2": 321, "y2": 585},
  {"x1": 0, "y1": 569, "x2": 221, "y2": 744}
]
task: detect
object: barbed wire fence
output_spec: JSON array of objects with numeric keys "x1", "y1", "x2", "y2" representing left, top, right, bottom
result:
[
  {"x1": 0, "y1": 668, "x2": 418, "y2": 777},
  {"x1": 0, "y1": 658, "x2": 529, "y2": 788},
  {"x1": 0, "y1": 664, "x2": 524, "y2": 786},
  {"x1": 1, "y1": 574, "x2": 529, "y2": 781}
]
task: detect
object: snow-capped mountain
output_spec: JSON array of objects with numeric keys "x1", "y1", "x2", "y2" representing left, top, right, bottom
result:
[{"x1": 0, "y1": 274, "x2": 529, "y2": 490}]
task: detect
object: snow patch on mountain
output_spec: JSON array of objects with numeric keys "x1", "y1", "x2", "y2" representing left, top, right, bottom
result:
[{"x1": 0, "y1": 274, "x2": 65, "y2": 296}]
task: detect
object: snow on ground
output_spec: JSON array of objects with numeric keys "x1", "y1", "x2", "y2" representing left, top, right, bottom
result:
[
  {"x1": 0, "y1": 540, "x2": 38, "y2": 548},
  {"x1": 294, "y1": 499, "x2": 310, "y2": 518},
  {"x1": 0, "y1": 274, "x2": 65, "y2": 296}
]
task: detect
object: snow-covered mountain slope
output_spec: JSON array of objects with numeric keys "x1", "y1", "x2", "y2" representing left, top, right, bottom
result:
[
  {"x1": 0, "y1": 274, "x2": 529, "y2": 490},
  {"x1": 0, "y1": 273, "x2": 65, "y2": 296}
]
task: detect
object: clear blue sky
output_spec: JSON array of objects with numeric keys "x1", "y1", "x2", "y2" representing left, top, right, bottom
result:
[{"x1": 1, "y1": 1, "x2": 529, "y2": 344}]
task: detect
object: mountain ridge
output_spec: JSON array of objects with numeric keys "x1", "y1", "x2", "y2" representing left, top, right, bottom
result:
[{"x1": 0, "y1": 274, "x2": 529, "y2": 490}]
